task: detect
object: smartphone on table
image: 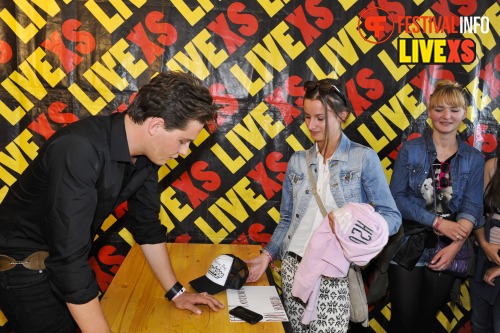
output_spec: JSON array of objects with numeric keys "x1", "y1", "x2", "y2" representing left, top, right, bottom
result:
[{"x1": 229, "y1": 306, "x2": 263, "y2": 324}]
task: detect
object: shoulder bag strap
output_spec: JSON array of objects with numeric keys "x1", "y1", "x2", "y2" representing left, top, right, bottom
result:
[{"x1": 305, "y1": 149, "x2": 337, "y2": 218}]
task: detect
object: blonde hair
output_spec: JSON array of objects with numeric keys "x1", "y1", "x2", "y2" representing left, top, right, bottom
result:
[{"x1": 429, "y1": 79, "x2": 469, "y2": 110}]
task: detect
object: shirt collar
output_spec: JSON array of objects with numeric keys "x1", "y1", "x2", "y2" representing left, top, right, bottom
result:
[
  {"x1": 309, "y1": 132, "x2": 350, "y2": 166},
  {"x1": 110, "y1": 112, "x2": 132, "y2": 163},
  {"x1": 315, "y1": 143, "x2": 333, "y2": 165}
]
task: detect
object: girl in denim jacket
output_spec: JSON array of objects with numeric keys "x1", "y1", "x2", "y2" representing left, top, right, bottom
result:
[
  {"x1": 388, "y1": 80, "x2": 484, "y2": 333},
  {"x1": 246, "y1": 79, "x2": 401, "y2": 333}
]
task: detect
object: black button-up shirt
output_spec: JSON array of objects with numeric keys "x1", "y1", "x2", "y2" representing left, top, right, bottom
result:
[{"x1": 0, "y1": 112, "x2": 167, "y2": 304}]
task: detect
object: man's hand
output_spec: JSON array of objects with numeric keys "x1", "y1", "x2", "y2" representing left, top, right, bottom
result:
[
  {"x1": 140, "y1": 244, "x2": 224, "y2": 315},
  {"x1": 172, "y1": 291, "x2": 224, "y2": 314}
]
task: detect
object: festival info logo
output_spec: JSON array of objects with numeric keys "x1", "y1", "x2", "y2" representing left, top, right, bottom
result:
[
  {"x1": 358, "y1": 7, "x2": 490, "y2": 64},
  {"x1": 358, "y1": 7, "x2": 394, "y2": 44}
]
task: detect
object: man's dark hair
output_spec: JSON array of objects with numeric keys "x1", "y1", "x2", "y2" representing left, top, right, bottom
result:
[{"x1": 126, "y1": 71, "x2": 219, "y2": 130}]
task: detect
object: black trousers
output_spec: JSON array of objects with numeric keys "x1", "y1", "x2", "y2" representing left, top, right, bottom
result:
[
  {"x1": 388, "y1": 263, "x2": 455, "y2": 333},
  {"x1": 0, "y1": 268, "x2": 77, "y2": 333}
]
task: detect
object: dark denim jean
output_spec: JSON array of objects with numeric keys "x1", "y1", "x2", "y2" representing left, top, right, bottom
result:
[
  {"x1": 470, "y1": 277, "x2": 500, "y2": 333},
  {"x1": 0, "y1": 268, "x2": 77, "y2": 333}
]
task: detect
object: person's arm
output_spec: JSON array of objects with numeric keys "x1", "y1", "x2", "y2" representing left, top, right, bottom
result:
[
  {"x1": 389, "y1": 141, "x2": 434, "y2": 226},
  {"x1": 43, "y1": 137, "x2": 110, "y2": 329},
  {"x1": 125, "y1": 163, "x2": 223, "y2": 314},
  {"x1": 432, "y1": 216, "x2": 468, "y2": 240},
  {"x1": 475, "y1": 157, "x2": 500, "y2": 265},
  {"x1": 484, "y1": 266, "x2": 500, "y2": 286},
  {"x1": 67, "y1": 298, "x2": 112, "y2": 333},
  {"x1": 428, "y1": 218, "x2": 473, "y2": 271},
  {"x1": 362, "y1": 148, "x2": 401, "y2": 235},
  {"x1": 246, "y1": 153, "x2": 297, "y2": 282},
  {"x1": 474, "y1": 227, "x2": 500, "y2": 265},
  {"x1": 455, "y1": 150, "x2": 485, "y2": 228},
  {"x1": 140, "y1": 243, "x2": 224, "y2": 314},
  {"x1": 484, "y1": 157, "x2": 496, "y2": 188}
]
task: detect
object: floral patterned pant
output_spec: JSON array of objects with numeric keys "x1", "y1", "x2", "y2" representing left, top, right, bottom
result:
[{"x1": 281, "y1": 254, "x2": 350, "y2": 333}]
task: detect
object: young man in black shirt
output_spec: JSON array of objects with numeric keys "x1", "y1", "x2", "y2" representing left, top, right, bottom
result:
[{"x1": 0, "y1": 71, "x2": 223, "y2": 333}]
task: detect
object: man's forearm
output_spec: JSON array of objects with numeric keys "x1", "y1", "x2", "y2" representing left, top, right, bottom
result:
[
  {"x1": 140, "y1": 242, "x2": 178, "y2": 291},
  {"x1": 67, "y1": 297, "x2": 112, "y2": 333}
]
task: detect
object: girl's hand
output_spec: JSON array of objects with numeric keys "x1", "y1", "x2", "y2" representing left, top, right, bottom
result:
[
  {"x1": 435, "y1": 218, "x2": 467, "y2": 241},
  {"x1": 481, "y1": 242, "x2": 500, "y2": 266},
  {"x1": 483, "y1": 266, "x2": 500, "y2": 286},
  {"x1": 245, "y1": 253, "x2": 271, "y2": 283},
  {"x1": 328, "y1": 211, "x2": 336, "y2": 234},
  {"x1": 428, "y1": 241, "x2": 462, "y2": 272}
]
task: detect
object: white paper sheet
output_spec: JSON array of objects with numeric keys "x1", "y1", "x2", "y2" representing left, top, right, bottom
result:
[{"x1": 226, "y1": 286, "x2": 289, "y2": 322}]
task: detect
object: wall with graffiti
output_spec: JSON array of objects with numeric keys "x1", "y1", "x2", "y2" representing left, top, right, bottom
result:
[{"x1": 0, "y1": 1, "x2": 498, "y2": 332}]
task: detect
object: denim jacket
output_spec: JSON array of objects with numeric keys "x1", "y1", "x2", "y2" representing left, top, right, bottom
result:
[
  {"x1": 389, "y1": 133, "x2": 484, "y2": 229},
  {"x1": 264, "y1": 132, "x2": 402, "y2": 260}
]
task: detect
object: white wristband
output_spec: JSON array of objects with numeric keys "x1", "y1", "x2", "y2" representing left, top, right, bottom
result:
[{"x1": 172, "y1": 287, "x2": 186, "y2": 300}]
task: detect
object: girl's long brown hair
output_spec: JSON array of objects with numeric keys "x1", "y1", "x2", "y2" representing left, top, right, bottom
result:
[
  {"x1": 484, "y1": 143, "x2": 500, "y2": 214},
  {"x1": 303, "y1": 79, "x2": 352, "y2": 156}
]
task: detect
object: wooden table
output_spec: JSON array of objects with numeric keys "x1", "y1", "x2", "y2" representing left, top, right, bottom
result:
[{"x1": 101, "y1": 243, "x2": 286, "y2": 333}]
